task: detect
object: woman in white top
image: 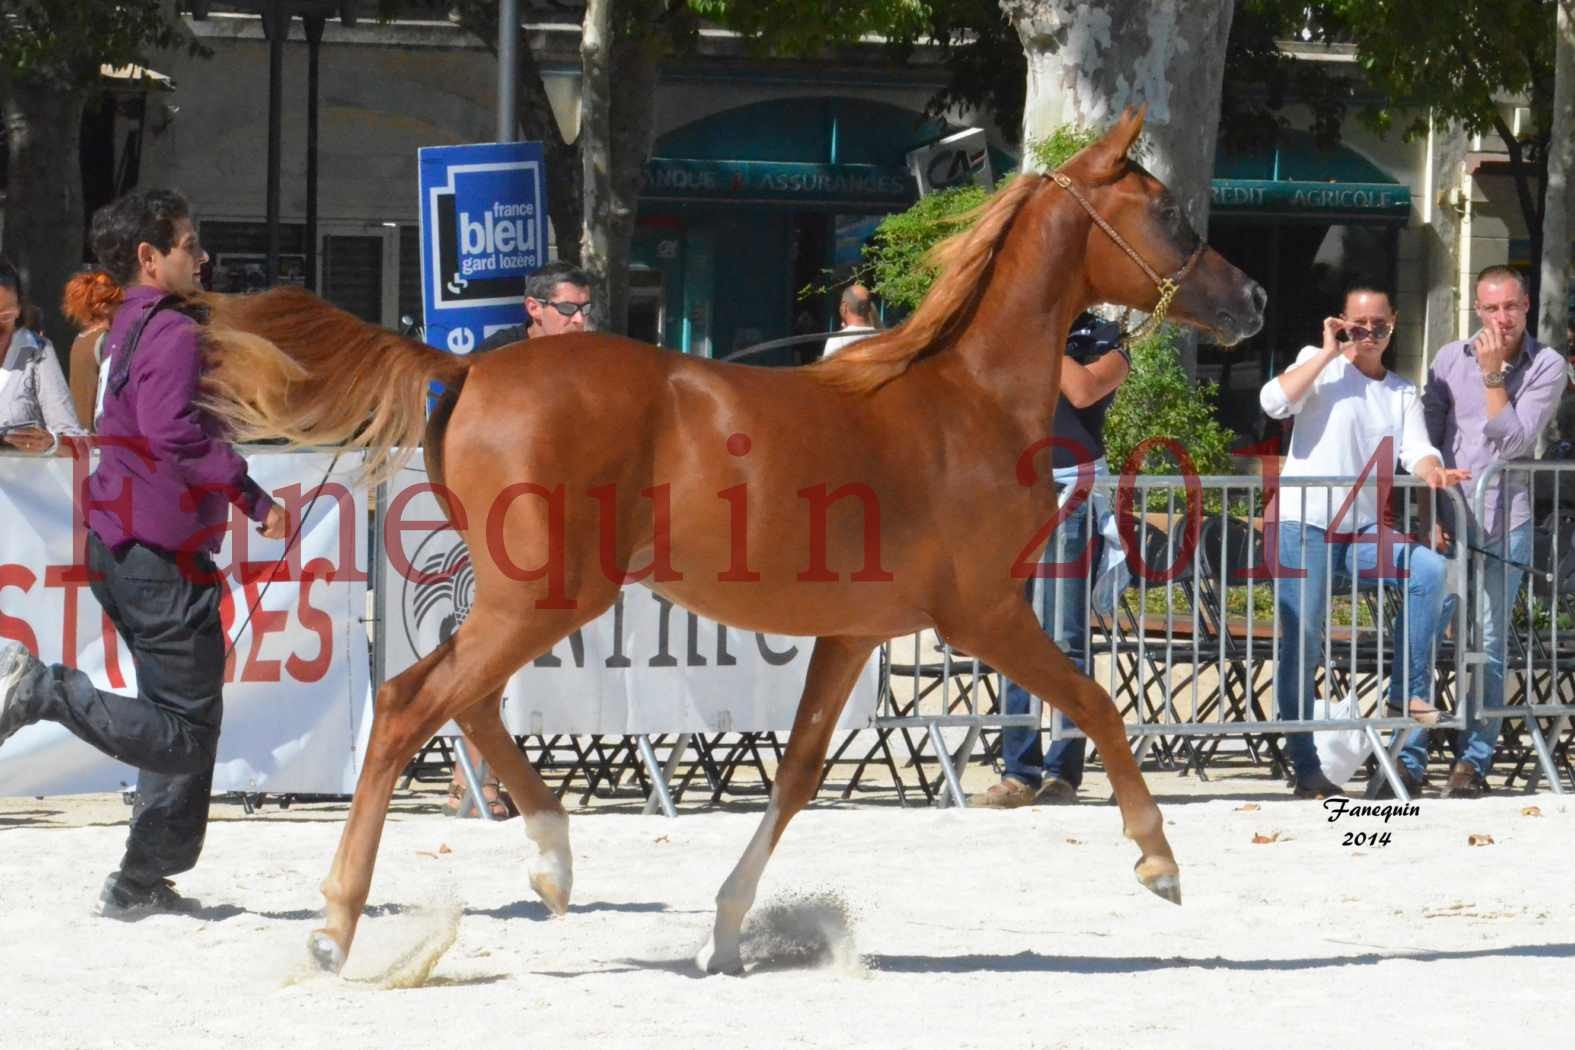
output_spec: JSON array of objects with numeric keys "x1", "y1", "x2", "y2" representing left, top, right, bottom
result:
[
  {"x1": 0, "y1": 257, "x2": 86, "y2": 452},
  {"x1": 1259, "y1": 285, "x2": 1467, "y2": 799}
]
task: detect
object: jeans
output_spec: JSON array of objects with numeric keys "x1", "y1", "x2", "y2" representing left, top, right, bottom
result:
[
  {"x1": 1399, "y1": 520, "x2": 1532, "y2": 779},
  {"x1": 13, "y1": 533, "x2": 225, "y2": 888},
  {"x1": 1274, "y1": 521, "x2": 1449, "y2": 785},
  {"x1": 1001, "y1": 492, "x2": 1092, "y2": 789}
]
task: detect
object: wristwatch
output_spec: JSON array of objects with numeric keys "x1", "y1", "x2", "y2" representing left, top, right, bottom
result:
[{"x1": 1482, "y1": 367, "x2": 1508, "y2": 388}]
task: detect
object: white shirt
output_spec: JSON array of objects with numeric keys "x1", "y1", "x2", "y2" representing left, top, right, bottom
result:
[
  {"x1": 1260, "y1": 345, "x2": 1440, "y2": 530},
  {"x1": 821, "y1": 326, "x2": 876, "y2": 357}
]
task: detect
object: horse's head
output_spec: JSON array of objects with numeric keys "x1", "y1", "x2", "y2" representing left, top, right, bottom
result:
[{"x1": 1057, "y1": 108, "x2": 1265, "y2": 346}]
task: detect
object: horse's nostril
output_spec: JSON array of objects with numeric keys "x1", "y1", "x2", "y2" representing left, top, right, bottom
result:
[{"x1": 1250, "y1": 283, "x2": 1268, "y2": 313}]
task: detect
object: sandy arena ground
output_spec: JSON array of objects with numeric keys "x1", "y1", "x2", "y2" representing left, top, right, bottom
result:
[{"x1": 2, "y1": 778, "x2": 1572, "y2": 1050}]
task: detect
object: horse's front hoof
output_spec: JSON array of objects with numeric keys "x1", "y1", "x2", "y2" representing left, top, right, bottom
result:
[
  {"x1": 308, "y1": 929, "x2": 348, "y2": 973},
  {"x1": 695, "y1": 937, "x2": 744, "y2": 976},
  {"x1": 529, "y1": 869, "x2": 571, "y2": 917},
  {"x1": 1138, "y1": 869, "x2": 1182, "y2": 905}
]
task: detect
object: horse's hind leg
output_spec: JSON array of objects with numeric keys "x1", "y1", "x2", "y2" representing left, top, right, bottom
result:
[
  {"x1": 949, "y1": 603, "x2": 1180, "y2": 904},
  {"x1": 453, "y1": 696, "x2": 572, "y2": 914},
  {"x1": 308, "y1": 602, "x2": 604, "y2": 973},
  {"x1": 698, "y1": 635, "x2": 877, "y2": 975}
]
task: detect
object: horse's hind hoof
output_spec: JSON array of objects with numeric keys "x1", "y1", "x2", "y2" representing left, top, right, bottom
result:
[
  {"x1": 529, "y1": 870, "x2": 571, "y2": 917},
  {"x1": 1139, "y1": 871, "x2": 1182, "y2": 906},
  {"x1": 695, "y1": 938, "x2": 744, "y2": 976},
  {"x1": 308, "y1": 929, "x2": 347, "y2": 973}
]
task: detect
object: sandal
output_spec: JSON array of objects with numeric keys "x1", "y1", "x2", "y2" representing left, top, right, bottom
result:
[
  {"x1": 1385, "y1": 697, "x2": 1443, "y2": 726},
  {"x1": 443, "y1": 776, "x2": 516, "y2": 819}
]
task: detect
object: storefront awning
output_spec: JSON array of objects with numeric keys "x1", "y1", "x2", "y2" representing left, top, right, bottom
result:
[
  {"x1": 1211, "y1": 129, "x2": 1411, "y2": 221},
  {"x1": 1210, "y1": 178, "x2": 1410, "y2": 219},
  {"x1": 643, "y1": 157, "x2": 917, "y2": 208}
]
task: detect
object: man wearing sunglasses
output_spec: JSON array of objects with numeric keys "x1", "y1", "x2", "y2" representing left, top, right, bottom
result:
[
  {"x1": 1261, "y1": 283, "x2": 1467, "y2": 799},
  {"x1": 1412, "y1": 265, "x2": 1566, "y2": 799},
  {"x1": 475, "y1": 260, "x2": 593, "y2": 353}
]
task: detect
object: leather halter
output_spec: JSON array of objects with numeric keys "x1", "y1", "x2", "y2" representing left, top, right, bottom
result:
[{"x1": 1051, "y1": 171, "x2": 1206, "y2": 342}]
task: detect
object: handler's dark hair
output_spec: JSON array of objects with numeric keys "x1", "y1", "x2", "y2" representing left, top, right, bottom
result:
[
  {"x1": 523, "y1": 260, "x2": 593, "y2": 303},
  {"x1": 0, "y1": 256, "x2": 22, "y2": 303},
  {"x1": 89, "y1": 189, "x2": 193, "y2": 286}
]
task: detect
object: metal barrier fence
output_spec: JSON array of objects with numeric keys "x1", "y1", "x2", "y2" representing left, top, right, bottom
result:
[
  {"x1": 871, "y1": 474, "x2": 1477, "y2": 806},
  {"x1": 1467, "y1": 461, "x2": 1575, "y2": 795}
]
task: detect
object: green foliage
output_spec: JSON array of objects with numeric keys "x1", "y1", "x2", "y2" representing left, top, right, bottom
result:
[
  {"x1": 1103, "y1": 324, "x2": 1236, "y2": 479},
  {"x1": 1027, "y1": 125, "x2": 1101, "y2": 171},
  {"x1": 860, "y1": 183, "x2": 990, "y2": 309},
  {"x1": 0, "y1": 1, "x2": 205, "y2": 91},
  {"x1": 858, "y1": 124, "x2": 1101, "y2": 310},
  {"x1": 1326, "y1": 0, "x2": 1555, "y2": 142}
]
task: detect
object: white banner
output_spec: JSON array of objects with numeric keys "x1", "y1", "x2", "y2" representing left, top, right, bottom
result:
[
  {"x1": 0, "y1": 451, "x2": 371, "y2": 796},
  {"x1": 379, "y1": 466, "x2": 878, "y2": 735}
]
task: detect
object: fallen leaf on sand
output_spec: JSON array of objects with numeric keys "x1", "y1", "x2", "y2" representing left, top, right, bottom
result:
[
  {"x1": 1521, "y1": 806, "x2": 1542, "y2": 818},
  {"x1": 1468, "y1": 834, "x2": 1495, "y2": 847},
  {"x1": 1064, "y1": 837, "x2": 1081, "y2": 845},
  {"x1": 438, "y1": 843, "x2": 452, "y2": 854},
  {"x1": 1252, "y1": 832, "x2": 1281, "y2": 844},
  {"x1": 1236, "y1": 804, "x2": 1261, "y2": 812},
  {"x1": 654, "y1": 835, "x2": 670, "y2": 844}
]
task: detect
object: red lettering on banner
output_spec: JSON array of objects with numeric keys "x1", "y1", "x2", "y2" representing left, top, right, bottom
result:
[
  {"x1": 287, "y1": 557, "x2": 336, "y2": 683},
  {"x1": 385, "y1": 482, "x2": 467, "y2": 585},
  {"x1": 240, "y1": 566, "x2": 289, "y2": 682},
  {"x1": 44, "y1": 562, "x2": 95, "y2": 669},
  {"x1": 279, "y1": 481, "x2": 367, "y2": 583},
  {"x1": 0, "y1": 564, "x2": 39, "y2": 652}
]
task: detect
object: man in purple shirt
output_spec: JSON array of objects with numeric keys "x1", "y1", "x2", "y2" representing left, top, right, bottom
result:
[
  {"x1": 1407, "y1": 265, "x2": 1565, "y2": 798},
  {"x1": 1, "y1": 189, "x2": 285, "y2": 916}
]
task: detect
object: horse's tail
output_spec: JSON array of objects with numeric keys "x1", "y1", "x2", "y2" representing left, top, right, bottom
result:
[{"x1": 197, "y1": 286, "x2": 474, "y2": 483}]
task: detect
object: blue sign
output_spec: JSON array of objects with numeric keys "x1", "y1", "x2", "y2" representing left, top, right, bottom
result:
[{"x1": 417, "y1": 141, "x2": 549, "y2": 355}]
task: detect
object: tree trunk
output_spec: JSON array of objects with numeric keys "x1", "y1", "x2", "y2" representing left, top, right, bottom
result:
[
  {"x1": 578, "y1": 0, "x2": 613, "y2": 332},
  {"x1": 1006, "y1": 0, "x2": 1236, "y2": 373},
  {"x1": 3, "y1": 82, "x2": 87, "y2": 362},
  {"x1": 602, "y1": 32, "x2": 661, "y2": 338},
  {"x1": 1424, "y1": 117, "x2": 1469, "y2": 365},
  {"x1": 517, "y1": 34, "x2": 584, "y2": 264},
  {"x1": 1540, "y1": 0, "x2": 1575, "y2": 348}
]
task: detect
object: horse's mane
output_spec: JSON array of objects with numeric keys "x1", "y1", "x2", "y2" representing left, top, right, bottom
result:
[{"x1": 810, "y1": 173, "x2": 1046, "y2": 395}]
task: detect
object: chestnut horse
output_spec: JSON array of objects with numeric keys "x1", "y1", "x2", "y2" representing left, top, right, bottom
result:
[{"x1": 198, "y1": 109, "x2": 1264, "y2": 974}]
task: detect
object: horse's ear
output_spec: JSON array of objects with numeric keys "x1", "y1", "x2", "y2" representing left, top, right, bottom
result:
[{"x1": 1087, "y1": 105, "x2": 1147, "y2": 179}]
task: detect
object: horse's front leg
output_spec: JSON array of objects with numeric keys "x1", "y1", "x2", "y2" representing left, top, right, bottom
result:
[
  {"x1": 948, "y1": 603, "x2": 1181, "y2": 904},
  {"x1": 697, "y1": 636, "x2": 877, "y2": 974}
]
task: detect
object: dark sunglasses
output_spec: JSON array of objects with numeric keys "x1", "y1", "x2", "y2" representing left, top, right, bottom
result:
[
  {"x1": 1337, "y1": 321, "x2": 1392, "y2": 343},
  {"x1": 533, "y1": 298, "x2": 591, "y2": 318}
]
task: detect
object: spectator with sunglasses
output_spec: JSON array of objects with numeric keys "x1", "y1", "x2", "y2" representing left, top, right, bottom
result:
[
  {"x1": 1, "y1": 256, "x2": 87, "y2": 452},
  {"x1": 1260, "y1": 283, "x2": 1467, "y2": 800},
  {"x1": 1409, "y1": 265, "x2": 1566, "y2": 799},
  {"x1": 475, "y1": 260, "x2": 593, "y2": 354}
]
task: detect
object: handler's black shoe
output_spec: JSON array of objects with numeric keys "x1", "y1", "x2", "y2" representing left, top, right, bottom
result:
[
  {"x1": 0, "y1": 640, "x2": 43, "y2": 746},
  {"x1": 98, "y1": 874, "x2": 201, "y2": 921}
]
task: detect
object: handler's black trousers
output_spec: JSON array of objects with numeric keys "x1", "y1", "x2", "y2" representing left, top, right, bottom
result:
[{"x1": 16, "y1": 533, "x2": 224, "y2": 889}]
